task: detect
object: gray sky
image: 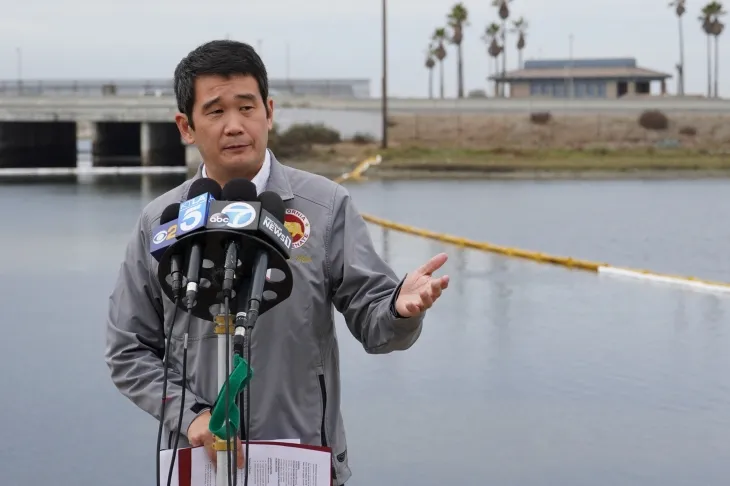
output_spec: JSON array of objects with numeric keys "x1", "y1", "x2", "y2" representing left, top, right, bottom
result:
[{"x1": 1, "y1": 0, "x2": 723, "y2": 98}]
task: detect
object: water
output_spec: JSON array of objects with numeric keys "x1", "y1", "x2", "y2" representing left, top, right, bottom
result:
[{"x1": 1, "y1": 175, "x2": 729, "y2": 486}]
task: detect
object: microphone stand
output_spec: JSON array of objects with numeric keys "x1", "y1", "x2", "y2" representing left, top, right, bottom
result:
[
  {"x1": 211, "y1": 242, "x2": 240, "y2": 486},
  {"x1": 213, "y1": 309, "x2": 235, "y2": 486}
]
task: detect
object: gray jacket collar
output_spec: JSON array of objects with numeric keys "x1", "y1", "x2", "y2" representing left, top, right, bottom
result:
[{"x1": 188, "y1": 150, "x2": 294, "y2": 201}]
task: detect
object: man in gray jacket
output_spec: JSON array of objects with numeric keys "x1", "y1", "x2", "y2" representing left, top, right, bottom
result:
[{"x1": 105, "y1": 39, "x2": 449, "y2": 485}]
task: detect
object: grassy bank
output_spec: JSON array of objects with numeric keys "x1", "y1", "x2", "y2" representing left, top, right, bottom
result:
[{"x1": 273, "y1": 111, "x2": 730, "y2": 179}]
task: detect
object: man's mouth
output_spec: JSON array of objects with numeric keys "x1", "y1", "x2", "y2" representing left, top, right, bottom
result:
[{"x1": 223, "y1": 144, "x2": 249, "y2": 150}]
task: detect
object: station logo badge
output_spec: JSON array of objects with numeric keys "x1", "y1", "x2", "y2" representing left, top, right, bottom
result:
[{"x1": 284, "y1": 209, "x2": 311, "y2": 249}]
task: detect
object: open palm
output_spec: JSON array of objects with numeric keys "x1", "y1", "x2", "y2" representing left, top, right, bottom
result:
[{"x1": 395, "y1": 253, "x2": 450, "y2": 317}]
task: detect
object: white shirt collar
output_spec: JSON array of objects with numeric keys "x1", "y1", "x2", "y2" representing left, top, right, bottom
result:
[{"x1": 201, "y1": 149, "x2": 271, "y2": 195}]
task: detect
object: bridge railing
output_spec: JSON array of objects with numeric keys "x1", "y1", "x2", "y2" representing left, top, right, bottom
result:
[
  {"x1": 0, "y1": 80, "x2": 174, "y2": 97},
  {"x1": 0, "y1": 79, "x2": 371, "y2": 98}
]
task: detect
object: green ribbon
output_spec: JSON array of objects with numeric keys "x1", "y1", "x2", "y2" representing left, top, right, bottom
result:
[{"x1": 208, "y1": 354, "x2": 253, "y2": 440}]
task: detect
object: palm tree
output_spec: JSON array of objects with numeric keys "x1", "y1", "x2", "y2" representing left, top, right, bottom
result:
[
  {"x1": 669, "y1": 0, "x2": 687, "y2": 95},
  {"x1": 447, "y1": 3, "x2": 469, "y2": 99},
  {"x1": 700, "y1": 2, "x2": 726, "y2": 98},
  {"x1": 481, "y1": 23, "x2": 503, "y2": 97},
  {"x1": 425, "y1": 47, "x2": 436, "y2": 99},
  {"x1": 511, "y1": 16, "x2": 528, "y2": 69},
  {"x1": 710, "y1": 3, "x2": 726, "y2": 98},
  {"x1": 700, "y1": 3, "x2": 715, "y2": 97},
  {"x1": 432, "y1": 27, "x2": 448, "y2": 99},
  {"x1": 491, "y1": 0, "x2": 512, "y2": 96}
]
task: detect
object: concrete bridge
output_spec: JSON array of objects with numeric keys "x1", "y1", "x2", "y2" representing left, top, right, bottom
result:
[{"x1": 1, "y1": 93, "x2": 729, "y2": 169}]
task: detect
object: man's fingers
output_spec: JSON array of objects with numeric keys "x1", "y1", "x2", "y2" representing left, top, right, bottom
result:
[
  {"x1": 406, "y1": 301, "x2": 421, "y2": 314},
  {"x1": 237, "y1": 438, "x2": 245, "y2": 468},
  {"x1": 429, "y1": 279, "x2": 443, "y2": 300},
  {"x1": 420, "y1": 289, "x2": 434, "y2": 309},
  {"x1": 418, "y1": 253, "x2": 448, "y2": 276}
]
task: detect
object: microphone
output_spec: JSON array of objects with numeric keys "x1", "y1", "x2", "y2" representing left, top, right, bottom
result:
[
  {"x1": 242, "y1": 191, "x2": 287, "y2": 332},
  {"x1": 157, "y1": 203, "x2": 182, "y2": 296},
  {"x1": 161, "y1": 178, "x2": 221, "y2": 486},
  {"x1": 153, "y1": 182, "x2": 294, "y2": 321},
  {"x1": 218, "y1": 179, "x2": 259, "y2": 301},
  {"x1": 150, "y1": 204, "x2": 180, "y2": 262},
  {"x1": 180, "y1": 178, "x2": 222, "y2": 311},
  {"x1": 155, "y1": 202, "x2": 181, "y2": 486}
]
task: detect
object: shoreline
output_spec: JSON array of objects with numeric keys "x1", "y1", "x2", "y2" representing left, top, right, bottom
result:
[{"x1": 294, "y1": 144, "x2": 730, "y2": 181}]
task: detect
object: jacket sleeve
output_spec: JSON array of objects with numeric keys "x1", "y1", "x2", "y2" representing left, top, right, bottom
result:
[
  {"x1": 326, "y1": 184, "x2": 424, "y2": 353},
  {"x1": 105, "y1": 212, "x2": 210, "y2": 441}
]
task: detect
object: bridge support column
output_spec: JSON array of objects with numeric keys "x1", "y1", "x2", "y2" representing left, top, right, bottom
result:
[
  {"x1": 0, "y1": 121, "x2": 77, "y2": 168},
  {"x1": 92, "y1": 122, "x2": 141, "y2": 166},
  {"x1": 141, "y1": 122, "x2": 185, "y2": 166}
]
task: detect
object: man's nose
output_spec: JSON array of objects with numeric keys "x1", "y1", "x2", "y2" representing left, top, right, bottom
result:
[{"x1": 223, "y1": 116, "x2": 245, "y2": 136}]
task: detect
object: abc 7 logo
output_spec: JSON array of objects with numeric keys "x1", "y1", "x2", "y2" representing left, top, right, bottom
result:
[{"x1": 219, "y1": 202, "x2": 256, "y2": 228}]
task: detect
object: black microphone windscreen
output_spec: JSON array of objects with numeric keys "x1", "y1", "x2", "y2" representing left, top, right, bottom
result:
[
  {"x1": 258, "y1": 191, "x2": 286, "y2": 223},
  {"x1": 221, "y1": 178, "x2": 258, "y2": 202},
  {"x1": 188, "y1": 178, "x2": 223, "y2": 199},
  {"x1": 160, "y1": 203, "x2": 180, "y2": 224}
]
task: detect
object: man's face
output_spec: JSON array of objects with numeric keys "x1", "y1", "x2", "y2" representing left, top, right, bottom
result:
[{"x1": 176, "y1": 74, "x2": 274, "y2": 179}]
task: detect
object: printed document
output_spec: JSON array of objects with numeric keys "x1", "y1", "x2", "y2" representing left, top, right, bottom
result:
[{"x1": 159, "y1": 440, "x2": 332, "y2": 486}]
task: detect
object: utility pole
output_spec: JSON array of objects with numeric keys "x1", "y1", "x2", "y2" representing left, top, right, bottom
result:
[
  {"x1": 16, "y1": 47, "x2": 22, "y2": 95},
  {"x1": 381, "y1": 0, "x2": 388, "y2": 149}
]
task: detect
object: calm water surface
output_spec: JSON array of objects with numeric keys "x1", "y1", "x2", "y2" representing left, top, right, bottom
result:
[{"x1": 1, "y1": 175, "x2": 729, "y2": 486}]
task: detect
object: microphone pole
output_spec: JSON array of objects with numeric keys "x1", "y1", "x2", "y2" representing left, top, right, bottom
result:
[
  {"x1": 214, "y1": 236, "x2": 238, "y2": 486},
  {"x1": 215, "y1": 178, "x2": 259, "y2": 486},
  {"x1": 233, "y1": 189, "x2": 288, "y2": 486}
]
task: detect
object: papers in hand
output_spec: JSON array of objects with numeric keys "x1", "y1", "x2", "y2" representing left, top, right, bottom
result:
[{"x1": 159, "y1": 439, "x2": 332, "y2": 486}]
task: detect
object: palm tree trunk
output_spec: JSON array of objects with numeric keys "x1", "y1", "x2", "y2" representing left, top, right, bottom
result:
[
  {"x1": 501, "y1": 21, "x2": 507, "y2": 97},
  {"x1": 429, "y1": 69, "x2": 433, "y2": 99},
  {"x1": 486, "y1": 55, "x2": 491, "y2": 97},
  {"x1": 714, "y1": 35, "x2": 719, "y2": 98},
  {"x1": 494, "y1": 57, "x2": 499, "y2": 97},
  {"x1": 707, "y1": 34, "x2": 712, "y2": 97},
  {"x1": 439, "y1": 61, "x2": 444, "y2": 99},
  {"x1": 678, "y1": 16, "x2": 685, "y2": 95},
  {"x1": 457, "y1": 44, "x2": 464, "y2": 98},
  {"x1": 518, "y1": 49, "x2": 523, "y2": 70}
]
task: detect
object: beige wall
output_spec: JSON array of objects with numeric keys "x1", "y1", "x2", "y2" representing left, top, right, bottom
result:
[
  {"x1": 509, "y1": 82, "x2": 531, "y2": 98},
  {"x1": 606, "y1": 81, "x2": 618, "y2": 98}
]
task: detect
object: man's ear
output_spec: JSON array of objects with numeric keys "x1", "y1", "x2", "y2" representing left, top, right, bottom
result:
[
  {"x1": 266, "y1": 97, "x2": 275, "y2": 131},
  {"x1": 175, "y1": 113, "x2": 195, "y2": 144}
]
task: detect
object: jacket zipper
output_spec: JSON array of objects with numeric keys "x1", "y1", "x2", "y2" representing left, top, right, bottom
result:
[
  {"x1": 319, "y1": 373, "x2": 337, "y2": 483},
  {"x1": 318, "y1": 374, "x2": 328, "y2": 446}
]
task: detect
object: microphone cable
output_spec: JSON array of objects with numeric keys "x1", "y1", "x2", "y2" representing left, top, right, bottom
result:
[
  {"x1": 166, "y1": 305, "x2": 195, "y2": 486},
  {"x1": 243, "y1": 327, "x2": 253, "y2": 486},
  {"x1": 224, "y1": 294, "x2": 233, "y2": 486},
  {"x1": 156, "y1": 294, "x2": 180, "y2": 486}
]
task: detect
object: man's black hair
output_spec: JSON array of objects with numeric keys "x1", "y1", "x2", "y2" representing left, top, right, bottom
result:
[{"x1": 173, "y1": 40, "x2": 270, "y2": 129}]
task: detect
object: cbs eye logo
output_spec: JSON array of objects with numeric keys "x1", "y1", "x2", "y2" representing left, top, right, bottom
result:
[{"x1": 152, "y1": 224, "x2": 177, "y2": 245}]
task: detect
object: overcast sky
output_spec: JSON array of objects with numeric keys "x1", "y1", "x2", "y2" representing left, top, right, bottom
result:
[{"x1": 1, "y1": 0, "x2": 723, "y2": 98}]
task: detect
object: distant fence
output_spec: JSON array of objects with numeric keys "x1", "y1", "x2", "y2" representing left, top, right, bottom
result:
[{"x1": 386, "y1": 112, "x2": 730, "y2": 150}]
